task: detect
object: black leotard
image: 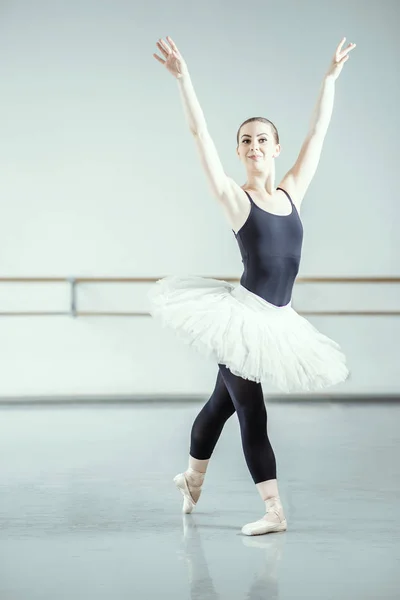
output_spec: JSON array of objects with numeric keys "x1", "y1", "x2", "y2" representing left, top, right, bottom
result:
[{"x1": 233, "y1": 187, "x2": 303, "y2": 306}]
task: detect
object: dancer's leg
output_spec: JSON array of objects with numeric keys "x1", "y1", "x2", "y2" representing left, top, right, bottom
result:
[
  {"x1": 189, "y1": 368, "x2": 236, "y2": 460},
  {"x1": 217, "y1": 364, "x2": 277, "y2": 487},
  {"x1": 174, "y1": 368, "x2": 236, "y2": 512},
  {"x1": 218, "y1": 364, "x2": 287, "y2": 535}
]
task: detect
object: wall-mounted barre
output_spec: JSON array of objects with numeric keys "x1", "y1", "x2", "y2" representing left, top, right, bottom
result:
[{"x1": 0, "y1": 276, "x2": 399, "y2": 317}]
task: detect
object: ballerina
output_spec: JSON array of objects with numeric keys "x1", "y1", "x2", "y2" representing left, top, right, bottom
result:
[{"x1": 150, "y1": 36, "x2": 355, "y2": 535}]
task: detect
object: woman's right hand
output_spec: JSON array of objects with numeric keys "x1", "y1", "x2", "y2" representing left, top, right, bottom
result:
[{"x1": 153, "y1": 36, "x2": 189, "y2": 79}]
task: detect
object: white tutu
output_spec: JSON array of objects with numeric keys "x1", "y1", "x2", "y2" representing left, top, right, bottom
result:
[{"x1": 147, "y1": 275, "x2": 349, "y2": 393}]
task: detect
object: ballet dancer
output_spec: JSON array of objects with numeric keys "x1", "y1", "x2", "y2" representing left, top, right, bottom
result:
[{"x1": 149, "y1": 35, "x2": 355, "y2": 535}]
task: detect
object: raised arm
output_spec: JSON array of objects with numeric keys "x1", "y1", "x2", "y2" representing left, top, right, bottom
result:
[
  {"x1": 153, "y1": 36, "x2": 230, "y2": 199},
  {"x1": 279, "y1": 37, "x2": 356, "y2": 209}
]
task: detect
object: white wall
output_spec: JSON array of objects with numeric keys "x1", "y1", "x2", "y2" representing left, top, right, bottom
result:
[{"x1": 0, "y1": 0, "x2": 398, "y2": 397}]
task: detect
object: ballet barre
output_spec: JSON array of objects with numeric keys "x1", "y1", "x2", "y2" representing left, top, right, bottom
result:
[{"x1": 0, "y1": 276, "x2": 399, "y2": 317}]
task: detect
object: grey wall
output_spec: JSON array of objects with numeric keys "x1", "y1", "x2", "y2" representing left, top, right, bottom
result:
[{"x1": 0, "y1": 0, "x2": 398, "y2": 397}]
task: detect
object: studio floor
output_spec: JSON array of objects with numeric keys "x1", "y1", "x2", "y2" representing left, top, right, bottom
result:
[{"x1": 0, "y1": 399, "x2": 399, "y2": 600}]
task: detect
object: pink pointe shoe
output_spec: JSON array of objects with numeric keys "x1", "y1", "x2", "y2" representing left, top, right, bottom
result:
[
  {"x1": 241, "y1": 497, "x2": 288, "y2": 536},
  {"x1": 173, "y1": 469, "x2": 204, "y2": 514}
]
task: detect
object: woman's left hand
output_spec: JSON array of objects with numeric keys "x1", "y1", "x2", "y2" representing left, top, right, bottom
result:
[{"x1": 326, "y1": 37, "x2": 356, "y2": 80}]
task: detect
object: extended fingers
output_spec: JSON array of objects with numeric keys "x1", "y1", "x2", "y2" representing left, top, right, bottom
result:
[
  {"x1": 340, "y1": 42, "x2": 356, "y2": 57},
  {"x1": 166, "y1": 36, "x2": 179, "y2": 53},
  {"x1": 156, "y1": 38, "x2": 172, "y2": 58},
  {"x1": 336, "y1": 36, "x2": 347, "y2": 53},
  {"x1": 336, "y1": 38, "x2": 356, "y2": 61}
]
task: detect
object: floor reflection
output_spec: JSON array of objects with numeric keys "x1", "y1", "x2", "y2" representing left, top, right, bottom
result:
[{"x1": 180, "y1": 514, "x2": 286, "y2": 600}]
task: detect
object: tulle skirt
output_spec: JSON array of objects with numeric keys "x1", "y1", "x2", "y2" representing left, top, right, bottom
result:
[{"x1": 147, "y1": 275, "x2": 349, "y2": 393}]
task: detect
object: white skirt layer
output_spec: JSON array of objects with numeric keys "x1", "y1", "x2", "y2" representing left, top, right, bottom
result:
[{"x1": 147, "y1": 275, "x2": 349, "y2": 393}]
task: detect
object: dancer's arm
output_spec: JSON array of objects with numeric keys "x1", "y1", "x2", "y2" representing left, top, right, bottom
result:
[
  {"x1": 153, "y1": 37, "x2": 230, "y2": 199},
  {"x1": 279, "y1": 37, "x2": 356, "y2": 209}
]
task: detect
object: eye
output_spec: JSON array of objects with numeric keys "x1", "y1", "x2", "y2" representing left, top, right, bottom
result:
[{"x1": 259, "y1": 138, "x2": 267, "y2": 143}]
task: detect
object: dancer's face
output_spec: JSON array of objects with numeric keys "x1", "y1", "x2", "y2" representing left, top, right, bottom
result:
[{"x1": 236, "y1": 121, "x2": 280, "y2": 170}]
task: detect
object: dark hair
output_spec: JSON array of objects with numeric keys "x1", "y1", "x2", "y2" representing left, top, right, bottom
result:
[{"x1": 236, "y1": 117, "x2": 279, "y2": 146}]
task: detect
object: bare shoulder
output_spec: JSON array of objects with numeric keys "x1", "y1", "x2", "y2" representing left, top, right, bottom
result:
[{"x1": 277, "y1": 173, "x2": 303, "y2": 213}]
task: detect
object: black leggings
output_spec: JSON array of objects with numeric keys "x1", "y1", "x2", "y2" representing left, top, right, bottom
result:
[{"x1": 189, "y1": 364, "x2": 276, "y2": 484}]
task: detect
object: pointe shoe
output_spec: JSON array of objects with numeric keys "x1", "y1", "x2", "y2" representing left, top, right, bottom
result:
[
  {"x1": 241, "y1": 498, "x2": 287, "y2": 536},
  {"x1": 173, "y1": 472, "x2": 202, "y2": 514}
]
